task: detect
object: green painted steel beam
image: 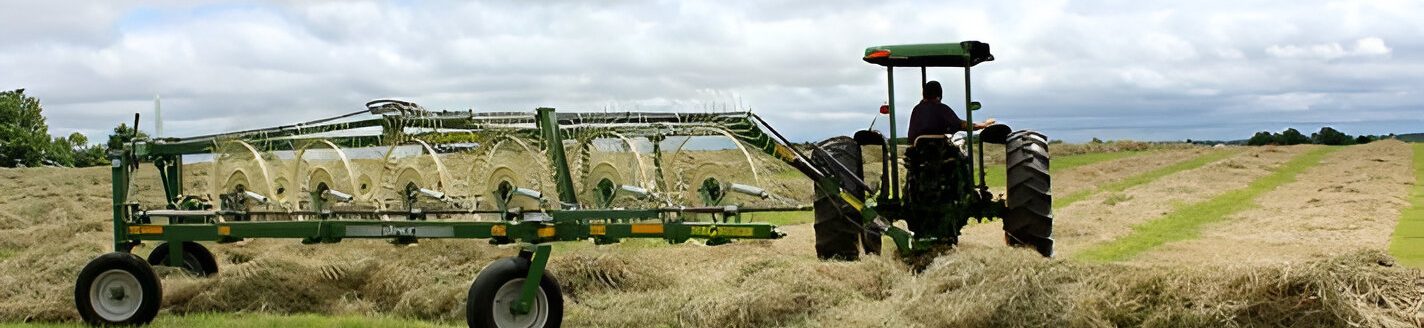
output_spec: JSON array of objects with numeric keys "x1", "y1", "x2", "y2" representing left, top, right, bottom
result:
[
  {"x1": 512, "y1": 244, "x2": 551, "y2": 314},
  {"x1": 122, "y1": 218, "x2": 783, "y2": 244}
]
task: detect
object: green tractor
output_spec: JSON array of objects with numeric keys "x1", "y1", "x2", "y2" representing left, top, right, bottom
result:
[{"x1": 811, "y1": 40, "x2": 1053, "y2": 262}]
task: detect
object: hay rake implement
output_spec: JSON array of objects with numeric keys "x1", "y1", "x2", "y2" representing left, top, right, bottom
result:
[
  {"x1": 75, "y1": 40, "x2": 1053, "y2": 327},
  {"x1": 76, "y1": 103, "x2": 839, "y2": 326}
]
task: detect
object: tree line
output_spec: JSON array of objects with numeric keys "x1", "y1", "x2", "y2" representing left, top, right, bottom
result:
[
  {"x1": 1246, "y1": 127, "x2": 1388, "y2": 146},
  {"x1": 0, "y1": 89, "x2": 149, "y2": 168}
]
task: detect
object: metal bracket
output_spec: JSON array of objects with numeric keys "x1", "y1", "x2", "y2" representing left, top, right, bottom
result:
[{"x1": 511, "y1": 243, "x2": 551, "y2": 315}]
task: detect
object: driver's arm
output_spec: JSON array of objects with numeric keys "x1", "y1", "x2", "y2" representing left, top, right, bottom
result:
[{"x1": 963, "y1": 118, "x2": 997, "y2": 131}]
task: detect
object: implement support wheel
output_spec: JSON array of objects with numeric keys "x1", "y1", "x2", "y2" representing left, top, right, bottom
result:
[
  {"x1": 467, "y1": 256, "x2": 563, "y2": 328},
  {"x1": 75, "y1": 252, "x2": 163, "y2": 326},
  {"x1": 147, "y1": 241, "x2": 219, "y2": 277},
  {"x1": 1003, "y1": 130, "x2": 1055, "y2": 257}
]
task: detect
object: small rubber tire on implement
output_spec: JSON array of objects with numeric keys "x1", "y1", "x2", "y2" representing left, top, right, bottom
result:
[
  {"x1": 75, "y1": 252, "x2": 163, "y2": 326},
  {"x1": 811, "y1": 136, "x2": 879, "y2": 260},
  {"x1": 1003, "y1": 130, "x2": 1054, "y2": 257},
  {"x1": 147, "y1": 241, "x2": 219, "y2": 277},
  {"x1": 467, "y1": 256, "x2": 563, "y2": 328}
]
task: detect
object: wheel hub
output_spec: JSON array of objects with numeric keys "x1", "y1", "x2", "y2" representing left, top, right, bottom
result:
[
  {"x1": 91, "y1": 269, "x2": 142, "y2": 322},
  {"x1": 491, "y1": 278, "x2": 548, "y2": 328}
]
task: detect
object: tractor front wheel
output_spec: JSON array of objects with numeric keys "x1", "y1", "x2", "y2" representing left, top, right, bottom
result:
[
  {"x1": 467, "y1": 256, "x2": 563, "y2": 328},
  {"x1": 1003, "y1": 130, "x2": 1054, "y2": 257}
]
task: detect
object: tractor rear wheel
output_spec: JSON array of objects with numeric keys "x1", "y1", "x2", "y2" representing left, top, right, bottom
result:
[
  {"x1": 811, "y1": 136, "x2": 878, "y2": 260},
  {"x1": 1003, "y1": 130, "x2": 1054, "y2": 257}
]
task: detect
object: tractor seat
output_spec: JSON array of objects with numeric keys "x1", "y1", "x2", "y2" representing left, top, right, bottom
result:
[{"x1": 906, "y1": 135, "x2": 966, "y2": 161}]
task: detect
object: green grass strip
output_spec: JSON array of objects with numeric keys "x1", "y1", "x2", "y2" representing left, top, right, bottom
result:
[
  {"x1": 1054, "y1": 149, "x2": 1240, "y2": 209},
  {"x1": 983, "y1": 150, "x2": 1157, "y2": 189},
  {"x1": 1388, "y1": 144, "x2": 1424, "y2": 268},
  {"x1": 1075, "y1": 146, "x2": 1339, "y2": 262},
  {"x1": 743, "y1": 210, "x2": 814, "y2": 226}
]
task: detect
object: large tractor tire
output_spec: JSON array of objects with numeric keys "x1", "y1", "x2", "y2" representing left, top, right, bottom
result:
[
  {"x1": 1003, "y1": 130, "x2": 1054, "y2": 257},
  {"x1": 811, "y1": 136, "x2": 879, "y2": 260}
]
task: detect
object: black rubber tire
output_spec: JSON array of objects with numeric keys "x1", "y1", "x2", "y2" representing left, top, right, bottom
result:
[
  {"x1": 467, "y1": 257, "x2": 564, "y2": 328},
  {"x1": 811, "y1": 136, "x2": 879, "y2": 260},
  {"x1": 75, "y1": 252, "x2": 163, "y2": 326},
  {"x1": 1003, "y1": 130, "x2": 1055, "y2": 257},
  {"x1": 147, "y1": 241, "x2": 219, "y2": 277}
]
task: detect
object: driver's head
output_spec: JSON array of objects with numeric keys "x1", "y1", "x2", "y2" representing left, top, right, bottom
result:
[{"x1": 923, "y1": 81, "x2": 942, "y2": 101}]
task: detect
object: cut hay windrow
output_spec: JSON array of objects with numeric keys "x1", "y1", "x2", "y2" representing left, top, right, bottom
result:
[
  {"x1": 1054, "y1": 149, "x2": 1239, "y2": 209},
  {"x1": 1388, "y1": 143, "x2": 1424, "y2": 268},
  {"x1": 982, "y1": 149, "x2": 1161, "y2": 189},
  {"x1": 1076, "y1": 146, "x2": 1339, "y2": 262},
  {"x1": 1130, "y1": 141, "x2": 1414, "y2": 266}
]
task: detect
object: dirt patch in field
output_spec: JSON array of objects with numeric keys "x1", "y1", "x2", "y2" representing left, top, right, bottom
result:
[
  {"x1": 1134, "y1": 141, "x2": 1415, "y2": 266},
  {"x1": 958, "y1": 145, "x2": 1315, "y2": 255}
]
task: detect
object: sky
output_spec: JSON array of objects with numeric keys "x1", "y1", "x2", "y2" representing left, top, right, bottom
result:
[{"x1": 1, "y1": 0, "x2": 1421, "y2": 143}]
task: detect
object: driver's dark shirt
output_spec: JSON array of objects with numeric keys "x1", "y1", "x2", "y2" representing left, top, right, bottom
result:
[{"x1": 907, "y1": 99, "x2": 964, "y2": 141}]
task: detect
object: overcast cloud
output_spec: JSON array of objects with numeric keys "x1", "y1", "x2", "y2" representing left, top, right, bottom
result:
[{"x1": 2, "y1": 0, "x2": 1421, "y2": 142}]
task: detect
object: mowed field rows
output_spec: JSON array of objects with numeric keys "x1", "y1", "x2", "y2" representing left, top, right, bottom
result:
[
  {"x1": 1136, "y1": 141, "x2": 1414, "y2": 265},
  {"x1": 1, "y1": 141, "x2": 1422, "y2": 327}
]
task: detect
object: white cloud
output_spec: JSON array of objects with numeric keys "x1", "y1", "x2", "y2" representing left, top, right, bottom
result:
[
  {"x1": 1265, "y1": 37, "x2": 1393, "y2": 60},
  {"x1": 1, "y1": 0, "x2": 1422, "y2": 143}
]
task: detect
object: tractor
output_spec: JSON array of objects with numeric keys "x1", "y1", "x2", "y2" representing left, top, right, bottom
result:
[{"x1": 809, "y1": 40, "x2": 1054, "y2": 262}]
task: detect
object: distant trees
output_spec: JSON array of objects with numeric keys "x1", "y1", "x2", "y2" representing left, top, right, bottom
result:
[
  {"x1": 1278, "y1": 128, "x2": 1312, "y2": 145},
  {"x1": 1246, "y1": 126, "x2": 1389, "y2": 146},
  {"x1": 1247, "y1": 131, "x2": 1276, "y2": 146},
  {"x1": 0, "y1": 89, "x2": 137, "y2": 168},
  {"x1": 1310, "y1": 127, "x2": 1354, "y2": 145},
  {"x1": 1, "y1": 89, "x2": 57, "y2": 167},
  {"x1": 107, "y1": 123, "x2": 149, "y2": 153}
]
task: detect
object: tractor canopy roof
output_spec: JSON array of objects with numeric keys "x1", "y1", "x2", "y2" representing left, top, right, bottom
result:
[{"x1": 863, "y1": 41, "x2": 994, "y2": 68}]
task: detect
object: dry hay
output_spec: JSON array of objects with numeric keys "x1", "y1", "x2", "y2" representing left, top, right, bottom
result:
[
  {"x1": 1, "y1": 144, "x2": 1422, "y2": 327},
  {"x1": 1135, "y1": 141, "x2": 1416, "y2": 265},
  {"x1": 1045, "y1": 148, "x2": 1213, "y2": 198},
  {"x1": 959, "y1": 145, "x2": 1317, "y2": 255}
]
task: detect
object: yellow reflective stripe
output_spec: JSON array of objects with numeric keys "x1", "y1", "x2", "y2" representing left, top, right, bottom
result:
[
  {"x1": 838, "y1": 192, "x2": 865, "y2": 211},
  {"x1": 491, "y1": 225, "x2": 507, "y2": 237},
  {"x1": 128, "y1": 225, "x2": 164, "y2": 235},
  {"x1": 590, "y1": 224, "x2": 606, "y2": 236},
  {"x1": 218, "y1": 226, "x2": 231, "y2": 236},
  {"x1": 631, "y1": 224, "x2": 663, "y2": 234},
  {"x1": 537, "y1": 227, "x2": 556, "y2": 238},
  {"x1": 774, "y1": 144, "x2": 798, "y2": 162}
]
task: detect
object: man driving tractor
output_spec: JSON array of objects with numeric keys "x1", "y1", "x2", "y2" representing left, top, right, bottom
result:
[{"x1": 908, "y1": 80, "x2": 996, "y2": 141}]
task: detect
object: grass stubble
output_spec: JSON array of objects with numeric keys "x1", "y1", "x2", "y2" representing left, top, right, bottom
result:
[{"x1": 0, "y1": 143, "x2": 1421, "y2": 327}]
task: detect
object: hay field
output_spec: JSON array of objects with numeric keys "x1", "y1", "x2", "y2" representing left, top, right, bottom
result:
[{"x1": 1, "y1": 141, "x2": 1422, "y2": 327}]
